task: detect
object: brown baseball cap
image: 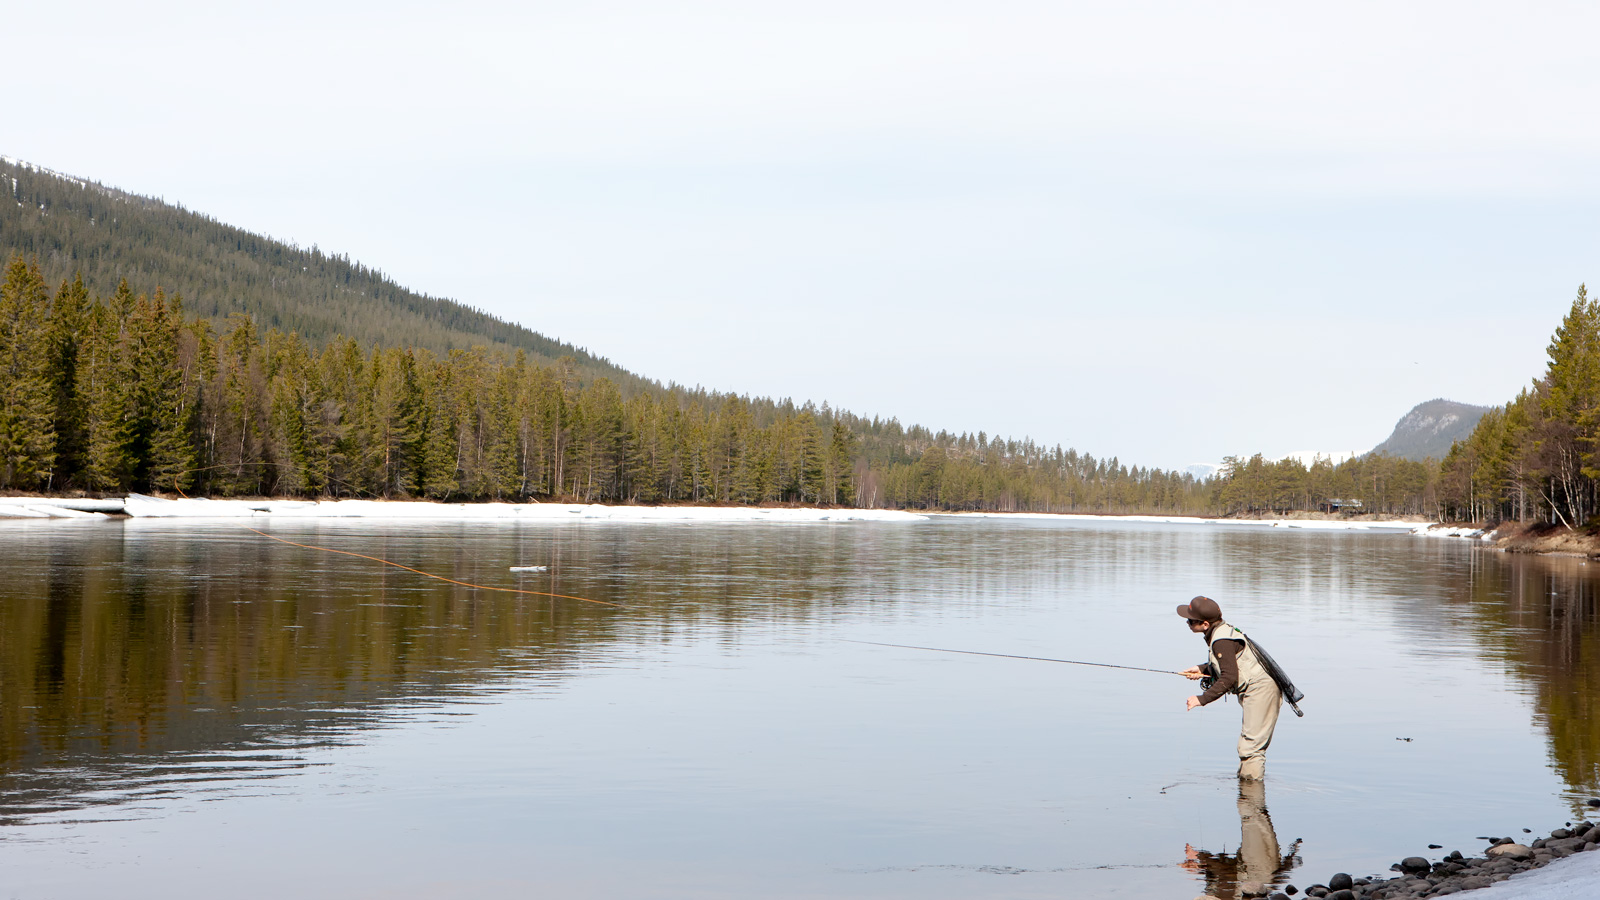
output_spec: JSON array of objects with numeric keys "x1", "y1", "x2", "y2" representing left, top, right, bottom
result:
[{"x1": 1176, "y1": 596, "x2": 1222, "y2": 621}]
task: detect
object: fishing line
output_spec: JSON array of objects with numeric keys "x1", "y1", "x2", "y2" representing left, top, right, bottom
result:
[
  {"x1": 844, "y1": 640, "x2": 1184, "y2": 675},
  {"x1": 236, "y1": 527, "x2": 622, "y2": 608},
  {"x1": 162, "y1": 470, "x2": 621, "y2": 608}
]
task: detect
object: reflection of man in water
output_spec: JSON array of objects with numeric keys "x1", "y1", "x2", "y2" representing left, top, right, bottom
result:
[
  {"x1": 1177, "y1": 596, "x2": 1283, "y2": 780},
  {"x1": 1181, "y1": 778, "x2": 1301, "y2": 899}
]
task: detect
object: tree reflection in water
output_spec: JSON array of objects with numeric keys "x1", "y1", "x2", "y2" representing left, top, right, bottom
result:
[{"x1": 0, "y1": 519, "x2": 862, "y2": 825}]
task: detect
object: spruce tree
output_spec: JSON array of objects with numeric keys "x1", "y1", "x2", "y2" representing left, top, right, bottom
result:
[
  {"x1": 0, "y1": 257, "x2": 58, "y2": 488},
  {"x1": 46, "y1": 275, "x2": 89, "y2": 485},
  {"x1": 78, "y1": 302, "x2": 132, "y2": 491},
  {"x1": 129, "y1": 291, "x2": 197, "y2": 492}
]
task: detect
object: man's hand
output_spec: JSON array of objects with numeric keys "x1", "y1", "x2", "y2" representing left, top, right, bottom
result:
[
  {"x1": 1186, "y1": 695, "x2": 1202, "y2": 711},
  {"x1": 1181, "y1": 666, "x2": 1205, "y2": 681}
]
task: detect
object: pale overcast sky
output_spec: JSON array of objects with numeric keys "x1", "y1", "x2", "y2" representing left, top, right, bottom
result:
[{"x1": 8, "y1": 1, "x2": 1598, "y2": 469}]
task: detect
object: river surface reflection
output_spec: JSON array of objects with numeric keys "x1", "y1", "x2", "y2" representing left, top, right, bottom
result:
[{"x1": 0, "y1": 516, "x2": 1597, "y2": 898}]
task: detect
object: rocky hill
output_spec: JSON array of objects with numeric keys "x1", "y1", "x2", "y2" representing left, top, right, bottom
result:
[{"x1": 1370, "y1": 399, "x2": 1490, "y2": 461}]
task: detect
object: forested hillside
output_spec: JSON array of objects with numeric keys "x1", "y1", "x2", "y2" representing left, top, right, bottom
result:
[
  {"x1": 0, "y1": 257, "x2": 1216, "y2": 512},
  {"x1": 0, "y1": 155, "x2": 1492, "y2": 518},
  {"x1": 0, "y1": 157, "x2": 652, "y2": 392},
  {"x1": 1439, "y1": 285, "x2": 1600, "y2": 525}
]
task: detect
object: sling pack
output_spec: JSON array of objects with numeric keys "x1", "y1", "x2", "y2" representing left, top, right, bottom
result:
[{"x1": 1243, "y1": 632, "x2": 1305, "y2": 718}]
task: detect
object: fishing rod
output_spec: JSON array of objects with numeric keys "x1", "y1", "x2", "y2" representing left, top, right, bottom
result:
[{"x1": 844, "y1": 639, "x2": 1185, "y2": 676}]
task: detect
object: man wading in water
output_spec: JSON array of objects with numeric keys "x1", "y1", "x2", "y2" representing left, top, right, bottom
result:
[{"x1": 1177, "y1": 596, "x2": 1283, "y2": 781}]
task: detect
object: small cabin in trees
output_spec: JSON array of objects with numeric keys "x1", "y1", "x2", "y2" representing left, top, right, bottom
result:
[{"x1": 1319, "y1": 498, "x2": 1364, "y2": 513}]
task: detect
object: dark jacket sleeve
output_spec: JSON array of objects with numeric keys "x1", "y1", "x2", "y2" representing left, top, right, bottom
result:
[{"x1": 1198, "y1": 639, "x2": 1242, "y2": 705}]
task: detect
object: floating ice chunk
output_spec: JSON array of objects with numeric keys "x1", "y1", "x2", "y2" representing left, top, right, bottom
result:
[{"x1": 509, "y1": 566, "x2": 549, "y2": 573}]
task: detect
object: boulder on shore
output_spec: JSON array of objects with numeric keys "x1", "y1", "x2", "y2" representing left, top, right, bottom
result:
[{"x1": 1487, "y1": 843, "x2": 1534, "y2": 860}]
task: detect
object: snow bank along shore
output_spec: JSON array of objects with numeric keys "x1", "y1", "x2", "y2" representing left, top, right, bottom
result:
[
  {"x1": 0, "y1": 497, "x2": 1490, "y2": 534},
  {"x1": 103, "y1": 495, "x2": 927, "y2": 522},
  {"x1": 937, "y1": 511, "x2": 1436, "y2": 532}
]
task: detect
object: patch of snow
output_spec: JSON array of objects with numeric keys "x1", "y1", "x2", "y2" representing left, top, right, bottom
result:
[
  {"x1": 932, "y1": 512, "x2": 1425, "y2": 531},
  {"x1": 1473, "y1": 847, "x2": 1600, "y2": 899},
  {"x1": 25, "y1": 505, "x2": 104, "y2": 518},
  {"x1": 121, "y1": 495, "x2": 927, "y2": 523},
  {"x1": 0, "y1": 498, "x2": 122, "y2": 513},
  {"x1": 1415, "y1": 524, "x2": 1490, "y2": 539}
]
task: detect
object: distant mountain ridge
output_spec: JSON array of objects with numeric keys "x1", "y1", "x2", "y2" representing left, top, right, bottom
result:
[
  {"x1": 1371, "y1": 399, "x2": 1490, "y2": 461},
  {"x1": 0, "y1": 156, "x2": 655, "y2": 392}
]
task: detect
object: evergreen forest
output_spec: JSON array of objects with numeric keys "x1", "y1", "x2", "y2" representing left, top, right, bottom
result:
[
  {"x1": 0, "y1": 256, "x2": 1224, "y2": 512},
  {"x1": 7, "y1": 155, "x2": 1587, "y2": 522},
  {"x1": 0, "y1": 246, "x2": 1463, "y2": 517},
  {"x1": 1439, "y1": 285, "x2": 1600, "y2": 526}
]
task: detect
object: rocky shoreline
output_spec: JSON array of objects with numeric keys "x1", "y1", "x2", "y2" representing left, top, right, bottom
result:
[
  {"x1": 1478, "y1": 521, "x2": 1600, "y2": 557},
  {"x1": 1210, "y1": 808, "x2": 1600, "y2": 900}
]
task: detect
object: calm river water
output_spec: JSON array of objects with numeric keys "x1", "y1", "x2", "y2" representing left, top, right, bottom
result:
[{"x1": 1, "y1": 516, "x2": 1597, "y2": 898}]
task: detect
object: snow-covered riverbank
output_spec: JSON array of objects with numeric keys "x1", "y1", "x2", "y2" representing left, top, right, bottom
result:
[
  {"x1": 933, "y1": 511, "x2": 1432, "y2": 532},
  {"x1": 116, "y1": 495, "x2": 928, "y2": 522},
  {"x1": 0, "y1": 496, "x2": 1457, "y2": 529},
  {"x1": 1478, "y1": 848, "x2": 1600, "y2": 899}
]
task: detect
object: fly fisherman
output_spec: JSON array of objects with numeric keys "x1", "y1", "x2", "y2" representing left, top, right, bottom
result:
[{"x1": 1178, "y1": 596, "x2": 1283, "y2": 781}]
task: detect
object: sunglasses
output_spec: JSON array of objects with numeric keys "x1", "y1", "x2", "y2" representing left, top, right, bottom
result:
[{"x1": 1186, "y1": 618, "x2": 1205, "y2": 626}]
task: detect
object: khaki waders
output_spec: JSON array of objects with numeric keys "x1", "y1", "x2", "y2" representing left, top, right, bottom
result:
[{"x1": 1208, "y1": 622, "x2": 1283, "y2": 781}]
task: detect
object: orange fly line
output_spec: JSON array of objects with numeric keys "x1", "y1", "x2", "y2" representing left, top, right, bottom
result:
[
  {"x1": 167, "y1": 470, "x2": 621, "y2": 608},
  {"x1": 238, "y1": 526, "x2": 623, "y2": 608}
]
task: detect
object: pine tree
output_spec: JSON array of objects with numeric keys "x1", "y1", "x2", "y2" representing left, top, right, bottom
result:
[
  {"x1": 46, "y1": 274, "x2": 89, "y2": 486},
  {"x1": 828, "y1": 420, "x2": 856, "y2": 505},
  {"x1": 419, "y1": 360, "x2": 461, "y2": 499},
  {"x1": 0, "y1": 257, "x2": 57, "y2": 488},
  {"x1": 79, "y1": 301, "x2": 132, "y2": 491},
  {"x1": 1539, "y1": 285, "x2": 1600, "y2": 525},
  {"x1": 129, "y1": 290, "x2": 197, "y2": 492}
]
